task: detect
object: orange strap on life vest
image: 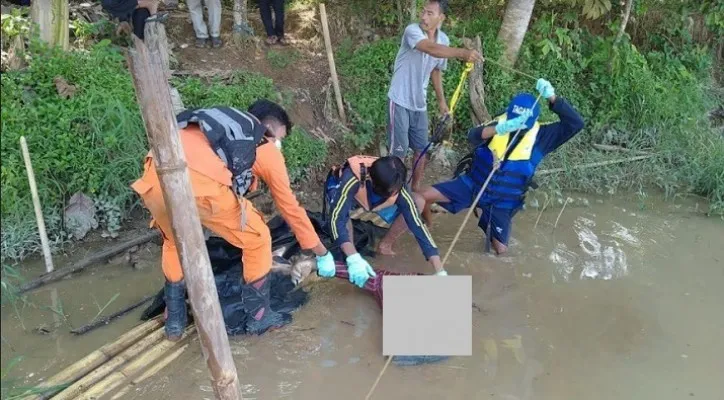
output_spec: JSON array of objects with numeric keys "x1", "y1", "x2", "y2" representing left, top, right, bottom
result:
[{"x1": 343, "y1": 156, "x2": 398, "y2": 211}]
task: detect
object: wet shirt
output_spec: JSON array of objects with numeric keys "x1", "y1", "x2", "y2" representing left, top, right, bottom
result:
[
  {"x1": 388, "y1": 23, "x2": 449, "y2": 112},
  {"x1": 466, "y1": 96, "x2": 585, "y2": 164},
  {"x1": 251, "y1": 141, "x2": 322, "y2": 251},
  {"x1": 328, "y1": 167, "x2": 439, "y2": 260}
]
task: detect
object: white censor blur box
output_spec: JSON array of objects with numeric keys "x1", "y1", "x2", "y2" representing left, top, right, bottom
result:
[{"x1": 382, "y1": 275, "x2": 472, "y2": 356}]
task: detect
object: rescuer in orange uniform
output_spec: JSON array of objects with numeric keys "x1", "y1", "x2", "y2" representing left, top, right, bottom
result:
[
  {"x1": 131, "y1": 100, "x2": 333, "y2": 339},
  {"x1": 247, "y1": 100, "x2": 334, "y2": 264}
]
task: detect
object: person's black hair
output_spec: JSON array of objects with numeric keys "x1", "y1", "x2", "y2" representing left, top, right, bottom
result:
[
  {"x1": 427, "y1": 0, "x2": 449, "y2": 15},
  {"x1": 247, "y1": 99, "x2": 293, "y2": 136},
  {"x1": 369, "y1": 156, "x2": 407, "y2": 197}
]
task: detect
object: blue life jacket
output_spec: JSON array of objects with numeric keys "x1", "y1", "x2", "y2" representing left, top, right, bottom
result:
[{"x1": 468, "y1": 115, "x2": 542, "y2": 210}]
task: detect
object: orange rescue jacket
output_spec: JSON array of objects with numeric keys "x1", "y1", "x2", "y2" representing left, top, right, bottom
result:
[{"x1": 333, "y1": 156, "x2": 398, "y2": 211}]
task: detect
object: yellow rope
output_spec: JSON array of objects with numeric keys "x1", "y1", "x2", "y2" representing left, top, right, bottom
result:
[{"x1": 448, "y1": 62, "x2": 474, "y2": 115}]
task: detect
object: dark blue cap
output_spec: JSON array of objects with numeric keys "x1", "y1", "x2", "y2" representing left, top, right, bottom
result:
[{"x1": 506, "y1": 93, "x2": 540, "y2": 130}]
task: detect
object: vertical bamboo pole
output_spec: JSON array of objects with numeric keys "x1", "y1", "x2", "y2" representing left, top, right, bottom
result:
[
  {"x1": 126, "y1": 21, "x2": 242, "y2": 400},
  {"x1": 30, "y1": 0, "x2": 69, "y2": 50},
  {"x1": 20, "y1": 136, "x2": 63, "y2": 394},
  {"x1": 20, "y1": 136, "x2": 54, "y2": 273},
  {"x1": 319, "y1": 3, "x2": 346, "y2": 124}
]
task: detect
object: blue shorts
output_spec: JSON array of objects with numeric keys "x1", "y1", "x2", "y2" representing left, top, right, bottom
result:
[{"x1": 432, "y1": 175, "x2": 518, "y2": 246}]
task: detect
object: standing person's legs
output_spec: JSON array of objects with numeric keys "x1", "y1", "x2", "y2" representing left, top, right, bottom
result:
[
  {"x1": 196, "y1": 186, "x2": 290, "y2": 334},
  {"x1": 205, "y1": 0, "x2": 222, "y2": 47},
  {"x1": 131, "y1": 159, "x2": 189, "y2": 341},
  {"x1": 272, "y1": 0, "x2": 286, "y2": 42},
  {"x1": 258, "y1": 0, "x2": 276, "y2": 43},
  {"x1": 409, "y1": 109, "x2": 430, "y2": 192},
  {"x1": 186, "y1": 0, "x2": 210, "y2": 45},
  {"x1": 387, "y1": 100, "x2": 411, "y2": 160}
]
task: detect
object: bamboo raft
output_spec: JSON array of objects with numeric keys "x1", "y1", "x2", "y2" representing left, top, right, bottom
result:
[{"x1": 27, "y1": 316, "x2": 197, "y2": 400}]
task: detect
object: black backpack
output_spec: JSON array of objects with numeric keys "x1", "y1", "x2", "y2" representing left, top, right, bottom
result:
[{"x1": 177, "y1": 106, "x2": 268, "y2": 197}]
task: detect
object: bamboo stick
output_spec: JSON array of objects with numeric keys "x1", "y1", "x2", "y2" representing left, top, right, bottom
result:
[
  {"x1": 80, "y1": 326, "x2": 196, "y2": 400},
  {"x1": 71, "y1": 294, "x2": 156, "y2": 335},
  {"x1": 319, "y1": 3, "x2": 346, "y2": 123},
  {"x1": 536, "y1": 154, "x2": 657, "y2": 176},
  {"x1": 20, "y1": 136, "x2": 54, "y2": 273},
  {"x1": 51, "y1": 326, "x2": 167, "y2": 400},
  {"x1": 109, "y1": 342, "x2": 191, "y2": 400},
  {"x1": 28, "y1": 317, "x2": 163, "y2": 400},
  {"x1": 128, "y1": 19, "x2": 242, "y2": 399},
  {"x1": 18, "y1": 230, "x2": 160, "y2": 294}
]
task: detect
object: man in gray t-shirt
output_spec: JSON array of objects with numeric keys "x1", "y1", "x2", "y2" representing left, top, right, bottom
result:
[{"x1": 385, "y1": 0, "x2": 482, "y2": 193}]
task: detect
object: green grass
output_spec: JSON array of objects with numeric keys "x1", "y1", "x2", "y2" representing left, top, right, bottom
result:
[{"x1": 1, "y1": 45, "x2": 329, "y2": 263}]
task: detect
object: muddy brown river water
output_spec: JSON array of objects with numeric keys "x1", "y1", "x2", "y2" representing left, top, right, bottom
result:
[{"x1": 2, "y1": 193, "x2": 723, "y2": 399}]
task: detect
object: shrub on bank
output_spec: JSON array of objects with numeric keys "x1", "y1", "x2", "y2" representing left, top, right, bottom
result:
[{"x1": 1, "y1": 43, "x2": 328, "y2": 262}]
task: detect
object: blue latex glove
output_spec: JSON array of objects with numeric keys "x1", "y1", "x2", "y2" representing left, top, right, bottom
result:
[
  {"x1": 495, "y1": 111, "x2": 531, "y2": 135},
  {"x1": 346, "y1": 253, "x2": 376, "y2": 288},
  {"x1": 316, "y1": 251, "x2": 336, "y2": 278},
  {"x1": 536, "y1": 78, "x2": 555, "y2": 99}
]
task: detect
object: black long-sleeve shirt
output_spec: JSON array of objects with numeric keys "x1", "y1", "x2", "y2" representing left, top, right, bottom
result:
[
  {"x1": 467, "y1": 97, "x2": 585, "y2": 164},
  {"x1": 328, "y1": 168, "x2": 439, "y2": 260}
]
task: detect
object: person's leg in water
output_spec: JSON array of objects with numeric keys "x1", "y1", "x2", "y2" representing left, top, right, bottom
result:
[
  {"x1": 378, "y1": 192, "x2": 429, "y2": 256},
  {"x1": 132, "y1": 159, "x2": 284, "y2": 338},
  {"x1": 478, "y1": 206, "x2": 516, "y2": 255},
  {"x1": 198, "y1": 193, "x2": 290, "y2": 334}
]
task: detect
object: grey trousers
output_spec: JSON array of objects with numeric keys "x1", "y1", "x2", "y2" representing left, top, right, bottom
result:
[{"x1": 187, "y1": 0, "x2": 221, "y2": 39}]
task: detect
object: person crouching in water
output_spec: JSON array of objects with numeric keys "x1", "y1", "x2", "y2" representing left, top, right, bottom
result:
[
  {"x1": 377, "y1": 78, "x2": 585, "y2": 255},
  {"x1": 131, "y1": 102, "x2": 297, "y2": 340},
  {"x1": 320, "y1": 156, "x2": 447, "y2": 284}
]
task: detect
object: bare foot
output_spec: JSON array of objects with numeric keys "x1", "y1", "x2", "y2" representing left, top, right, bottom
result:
[{"x1": 377, "y1": 241, "x2": 396, "y2": 256}]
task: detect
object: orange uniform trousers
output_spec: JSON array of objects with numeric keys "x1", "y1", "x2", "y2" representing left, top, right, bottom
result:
[{"x1": 131, "y1": 156, "x2": 272, "y2": 284}]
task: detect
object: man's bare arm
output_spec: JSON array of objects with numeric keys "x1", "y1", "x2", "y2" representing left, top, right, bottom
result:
[
  {"x1": 431, "y1": 68, "x2": 448, "y2": 113},
  {"x1": 415, "y1": 39, "x2": 481, "y2": 62}
]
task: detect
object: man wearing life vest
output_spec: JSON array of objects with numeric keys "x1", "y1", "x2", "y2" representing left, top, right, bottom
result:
[
  {"x1": 378, "y1": 78, "x2": 585, "y2": 255},
  {"x1": 321, "y1": 156, "x2": 445, "y2": 286},
  {"x1": 131, "y1": 100, "x2": 325, "y2": 340}
]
